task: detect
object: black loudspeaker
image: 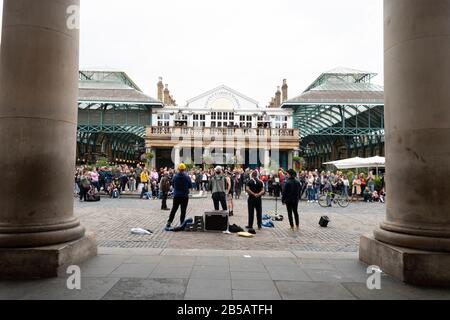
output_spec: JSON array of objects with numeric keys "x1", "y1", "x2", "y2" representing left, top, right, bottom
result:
[
  {"x1": 204, "y1": 211, "x2": 228, "y2": 231},
  {"x1": 195, "y1": 216, "x2": 204, "y2": 231},
  {"x1": 319, "y1": 216, "x2": 330, "y2": 227}
]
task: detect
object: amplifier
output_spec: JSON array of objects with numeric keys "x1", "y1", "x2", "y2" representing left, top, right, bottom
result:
[{"x1": 204, "y1": 211, "x2": 229, "y2": 232}]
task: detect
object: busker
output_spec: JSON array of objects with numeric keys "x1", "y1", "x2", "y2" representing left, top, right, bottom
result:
[
  {"x1": 282, "y1": 169, "x2": 302, "y2": 230},
  {"x1": 166, "y1": 163, "x2": 192, "y2": 228},
  {"x1": 210, "y1": 166, "x2": 229, "y2": 211},
  {"x1": 160, "y1": 171, "x2": 171, "y2": 211},
  {"x1": 246, "y1": 170, "x2": 265, "y2": 231}
]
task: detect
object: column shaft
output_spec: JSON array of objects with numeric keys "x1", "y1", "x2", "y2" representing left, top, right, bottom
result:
[
  {"x1": 375, "y1": 0, "x2": 450, "y2": 252},
  {"x1": 0, "y1": 0, "x2": 85, "y2": 248}
]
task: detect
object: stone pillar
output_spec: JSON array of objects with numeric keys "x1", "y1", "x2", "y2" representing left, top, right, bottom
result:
[
  {"x1": 288, "y1": 151, "x2": 293, "y2": 170},
  {"x1": 263, "y1": 149, "x2": 270, "y2": 169},
  {"x1": 235, "y1": 148, "x2": 244, "y2": 166},
  {"x1": 173, "y1": 146, "x2": 181, "y2": 168},
  {"x1": 0, "y1": 0, "x2": 97, "y2": 279},
  {"x1": 360, "y1": 0, "x2": 450, "y2": 286},
  {"x1": 150, "y1": 148, "x2": 156, "y2": 169}
]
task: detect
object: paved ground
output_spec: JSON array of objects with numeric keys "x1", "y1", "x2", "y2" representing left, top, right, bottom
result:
[
  {"x1": 2, "y1": 196, "x2": 449, "y2": 300},
  {"x1": 2, "y1": 249, "x2": 450, "y2": 300},
  {"x1": 74, "y1": 195, "x2": 385, "y2": 252}
]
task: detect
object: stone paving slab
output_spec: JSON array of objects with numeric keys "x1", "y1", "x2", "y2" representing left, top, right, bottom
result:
[
  {"x1": 20, "y1": 277, "x2": 121, "y2": 300},
  {"x1": 184, "y1": 279, "x2": 232, "y2": 300},
  {"x1": 230, "y1": 271, "x2": 272, "y2": 281},
  {"x1": 275, "y1": 281, "x2": 357, "y2": 300},
  {"x1": 190, "y1": 266, "x2": 231, "y2": 280},
  {"x1": 1, "y1": 250, "x2": 450, "y2": 300},
  {"x1": 266, "y1": 266, "x2": 312, "y2": 282},
  {"x1": 102, "y1": 278, "x2": 188, "y2": 300},
  {"x1": 110, "y1": 263, "x2": 157, "y2": 278},
  {"x1": 232, "y1": 289, "x2": 282, "y2": 300}
]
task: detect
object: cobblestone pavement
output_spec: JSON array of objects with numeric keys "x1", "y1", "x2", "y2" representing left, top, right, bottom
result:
[{"x1": 75, "y1": 194, "x2": 385, "y2": 252}]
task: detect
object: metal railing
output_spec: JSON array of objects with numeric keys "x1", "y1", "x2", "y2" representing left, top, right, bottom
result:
[{"x1": 149, "y1": 127, "x2": 298, "y2": 138}]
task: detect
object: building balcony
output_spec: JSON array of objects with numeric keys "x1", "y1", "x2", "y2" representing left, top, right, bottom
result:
[{"x1": 146, "y1": 126, "x2": 300, "y2": 150}]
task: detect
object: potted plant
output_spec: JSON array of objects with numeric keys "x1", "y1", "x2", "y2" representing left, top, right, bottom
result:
[
  {"x1": 346, "y1": 171, "x2": 355, "y2": 182},
  {"x1": 184, "y1": 160, "x2": 195, "y2": 171},
  {"x1": 96, "y1": 157, "x2": 109, "y2": 168},
  {"x1": 374, "y1": 176, "x2": 383, "y2": 192}
]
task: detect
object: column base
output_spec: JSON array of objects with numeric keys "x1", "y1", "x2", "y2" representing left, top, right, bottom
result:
[
  {"x1": 360, "y1": 235, "x2": 450, "y2": 286},
  {"x1": 0, "y1": 232, "x2": 97, "y2": 280}
]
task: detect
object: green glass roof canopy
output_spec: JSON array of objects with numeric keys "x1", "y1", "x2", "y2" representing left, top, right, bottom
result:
[
  {"x1": 77, "y1": 71, "x2": 162, "y2": 160},
  {"x1": 281, "y1": 67, "x2": 385, "y2": 156}
]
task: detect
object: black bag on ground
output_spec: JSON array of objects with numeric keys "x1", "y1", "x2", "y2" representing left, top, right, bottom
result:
[
  {"x1": 319, "y1": 216, "x2": 330, "y2": 227},
  {"x1": 86, "y1": 194, "x2": 100, "y2": 202},
  {"x1": 229, "y1": 224, "x2": 244, "y2": 233}
]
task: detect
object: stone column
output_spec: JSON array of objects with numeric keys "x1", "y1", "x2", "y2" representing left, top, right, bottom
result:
[
  {"x1": 360, "y1": 0, "x2": 450, "y2": 286},
  {"x1": 288, "y1": 151, "x2": 293, "y2": 170},
  {"x1": 235, "y1": 148, "x2": 244, "y2": 166},
  {"x1": 173, "y1": 146, "x2": 181, "y2": 168},
  {"x1": 0, "y1": 0, "x2": 97, "y2": 279},
  {"x1": 263, "y1": 149, "x2": 271, "y2": 169},
  {"x1": 150, "y1": 148, "x2": 156, "y2": 169}
]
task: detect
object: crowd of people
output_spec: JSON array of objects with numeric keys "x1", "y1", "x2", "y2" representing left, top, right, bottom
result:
[
  {"x1": 74, "y1": 164, "x2": 386, "y2": 204},
  {"x1": 75, "y1": 163, "x2": 386, "y2": 232}
]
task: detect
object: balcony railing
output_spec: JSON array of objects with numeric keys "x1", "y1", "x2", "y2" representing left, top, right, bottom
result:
[{"x1": 148, "y1": 126, "x2": 299, "y2": 138}]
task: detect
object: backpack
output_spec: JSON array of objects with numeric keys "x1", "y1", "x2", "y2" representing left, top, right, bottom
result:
[
  {"x1": 112, "y1": 190, "x2": 119, "y2": 198},
  {"x1": 162, "y1": 178, "x2": 171, "y2": 192},
  {"x1": 229, "y1": 224, "x2": 244, "y2": 233},
  {"x1": 81, "y1": 177, "x2": 91, "y2": 189}
]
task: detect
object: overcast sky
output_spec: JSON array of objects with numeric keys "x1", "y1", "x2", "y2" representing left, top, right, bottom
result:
[{"x1": 0, "y1": 0, "x2": 383, "y2": 105}]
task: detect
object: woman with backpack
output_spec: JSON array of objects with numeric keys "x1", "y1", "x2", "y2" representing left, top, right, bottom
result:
[
  {"x1": 79, "y1": 171, "x2": 92, "y2": 202},
  {"x1": 160, "y1": 172, "x2": 171, "y2": 210}
]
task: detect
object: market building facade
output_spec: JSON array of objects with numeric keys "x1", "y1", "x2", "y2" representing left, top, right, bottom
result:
[{"x1": 146, "y1": 81, "x2": 300, "y2": 170}]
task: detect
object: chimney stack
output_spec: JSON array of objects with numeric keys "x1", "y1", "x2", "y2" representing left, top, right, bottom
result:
[
  {"x1": 157, "y1": 77, "x2": 164, "y2": 102},
  {"x1": 275, "y1": 86, "x2": 281, "y2": 107},
  {"x1": 169, "y1": 95, "x2": 176, "y2": 106},
  {"x1": 164, "y1": 84, "x2": 170, "y2": 105},
  {"x1": 282, "y1": 79, "x2": 288, "y2": 102},
  {"x1": 269, "y1": 98, "x2": 275, "y2": 108}
]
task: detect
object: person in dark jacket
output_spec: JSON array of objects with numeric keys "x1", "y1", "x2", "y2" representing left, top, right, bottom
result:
[
  {"x1": 282, "y1": 169, "x2": 302, "y2": 230},
  {"x1": 246, "y1": 170, "x2": 265, "y2": 230},
  {"x1": 210, "y1": 166, "x2": 229, "y2": 211},
  {"x1": 160, "y1": 172, "x2": 171, "y2": 210},
  {"x1": 166, "y1": 163, "x2": 192, "y2": 228}
]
